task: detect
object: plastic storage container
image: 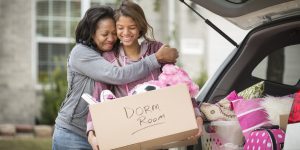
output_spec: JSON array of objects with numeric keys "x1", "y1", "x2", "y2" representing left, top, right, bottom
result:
[{"x1": 201, "y1": 121, "x2": 244, "y2": 150}]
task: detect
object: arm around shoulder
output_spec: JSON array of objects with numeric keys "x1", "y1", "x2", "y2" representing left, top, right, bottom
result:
[{"x1": 70, "y1": 44, "x2": 162, "y2": 84}]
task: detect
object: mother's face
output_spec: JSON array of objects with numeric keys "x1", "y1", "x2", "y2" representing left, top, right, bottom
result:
[{"x1": 93, "y1": 18, "x2": 117, "y2": 52}]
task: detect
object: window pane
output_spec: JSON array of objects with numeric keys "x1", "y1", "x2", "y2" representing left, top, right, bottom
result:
[
  {"x1": 37, "y1": 20, "x2": 49, "y2": 36},
  {"x1": 37, "y1": 0, "x2": 49, "y2": 16},
  {"x1": 68, "y1": 43, "x2": 75, "y2": 52},
  {"x1": 52, "y1": 44, "x2": 67, "y2": 60},
  {"x1": 38, "y1": 64, "x2": 49, "y2": 82},
  {"x1": 38, "y1": 43, "x2": 49, "y2": 63},
  {"x1": 252, "y1": 44, "x2": 300, "y2": 85},
  {"x1": 91, "y1": 2, "x2": 101, "y2": 7},
  {"x1": 38, "y1": 43, "x2": 49, "y2": 82},
  {"x1": 71, "y1": 1, "x2": 81, "y2": 17},
  {"x1": 38, "y1": 43, "x2": 71, "y2": 82},
  {"x1": 53, "y1": 1, "x2": 66, "y2": 17},
  {"x1": 91, "y1": 0, "x2": 116, "y2": 8},
  {"x1": 284, "y1": 45, "x2": 300, "y2": 85},
  {"x1": 70, "y1": 20, "x2": 79, "y2": 38},
  {"x1": 53, "y1": 20, "x2": 66, "y2": 37}
]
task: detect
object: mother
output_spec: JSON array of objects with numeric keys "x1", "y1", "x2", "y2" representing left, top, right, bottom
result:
[{"x1": 52, "y1": 5, "x2": 178, "y2": 150}]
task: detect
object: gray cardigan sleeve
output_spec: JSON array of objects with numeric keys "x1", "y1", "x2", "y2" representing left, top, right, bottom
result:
[{"x1": 69, "y1": 44, "x2": 161, "y2": 85}]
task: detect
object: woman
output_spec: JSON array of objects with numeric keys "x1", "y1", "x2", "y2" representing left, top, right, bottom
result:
[
  {"x1": 52, "y1": 5, "x2": 178, "y2": 150},
  {"x1": 87, "y1": 1, "x2": 203, "y2": 150}
]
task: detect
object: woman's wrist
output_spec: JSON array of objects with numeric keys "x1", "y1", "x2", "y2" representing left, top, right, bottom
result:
[{"x1": 87, "y1": 130, "x2": 95, "y2": 139}]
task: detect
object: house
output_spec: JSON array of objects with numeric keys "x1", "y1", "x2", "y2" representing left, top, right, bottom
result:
[{"x1": 0, "y1": 0, "x2": 243, "y2": 125}]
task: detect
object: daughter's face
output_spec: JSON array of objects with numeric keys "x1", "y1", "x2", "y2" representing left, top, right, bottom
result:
[{"x1": 116, "y1": 16, "x2": 140, "y2": 46}]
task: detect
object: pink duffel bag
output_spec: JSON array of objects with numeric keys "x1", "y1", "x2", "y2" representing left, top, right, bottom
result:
[{"x1": 244, "y1": 125, "x2": 285, "y2": 150}]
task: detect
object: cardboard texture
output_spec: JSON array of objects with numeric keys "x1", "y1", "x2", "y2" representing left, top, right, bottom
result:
[
  {"x1": 279, "y1": 114, "x2": 289, "y2": 131},
  {"x1": 89, "y1": 84, "x2": 198, "y2": 150}
]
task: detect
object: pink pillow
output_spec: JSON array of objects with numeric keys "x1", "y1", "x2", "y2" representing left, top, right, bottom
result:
[
  {"x1": 231, "y1": 98, "x2": 271, "y2": 139},
  {"x1": 226, "y1": 91, "x2": 243, "y2": 110},
  {"x1": 226, "y1": 91, "x2": 243, "y2": 101}
]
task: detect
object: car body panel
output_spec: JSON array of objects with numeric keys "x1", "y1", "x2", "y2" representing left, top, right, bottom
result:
[
  {"x1": 190, "y1": 0, "x2": 300, "y2": 29},
  {"x1": 181, "y1": 0, "x2": 300, "y2": 149}
]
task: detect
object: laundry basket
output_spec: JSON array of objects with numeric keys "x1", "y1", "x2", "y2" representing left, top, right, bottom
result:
[{"x1": 201, "y1": 121, "x2": 244, "y2": 150}]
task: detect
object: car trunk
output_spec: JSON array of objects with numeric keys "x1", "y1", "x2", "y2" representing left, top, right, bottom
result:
[{"x1": 179, "y1": 1, "x2": 300, "y2": 149}]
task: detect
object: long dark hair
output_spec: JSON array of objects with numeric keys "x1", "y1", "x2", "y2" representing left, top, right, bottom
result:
[
  {"x1": 75, "y1": 6, "x2": 117, "y2": 51},
  {"x1": 114, "y1": 0, "x2": 155, "y2": 42}
]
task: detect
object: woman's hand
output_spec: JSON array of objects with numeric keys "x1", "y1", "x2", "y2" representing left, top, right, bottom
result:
[
  {"x1": 88, "y1": 130, "x2": 99, "y2": 150},
  {"x1": 187, "y1": 116, "x2": 203, "y2": 140},
  {"x1": 155, "y1": 44, "x2": 179, "y2": 64}
]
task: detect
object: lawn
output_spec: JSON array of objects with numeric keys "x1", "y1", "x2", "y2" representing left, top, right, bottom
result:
[{"x1": 0, "y1": 138, "x2": 51, "y2": 150}]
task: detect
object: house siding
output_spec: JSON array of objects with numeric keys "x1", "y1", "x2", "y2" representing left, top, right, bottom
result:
[{"x1": 0, "y1": 0, "x2": 36, "y2": 124}]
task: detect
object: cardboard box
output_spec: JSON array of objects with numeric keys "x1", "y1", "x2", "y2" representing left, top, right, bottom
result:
[
  {"x1": 89, "y1": 84, "x2": 198, "y2": 150},
  {"x1": 279, "y1": 114, "x2": 289, "y2": 131}
]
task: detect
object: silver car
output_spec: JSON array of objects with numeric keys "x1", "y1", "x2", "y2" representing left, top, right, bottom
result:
[{"x1": 179, "y1": 0, "x2": 300, "y2": 149}]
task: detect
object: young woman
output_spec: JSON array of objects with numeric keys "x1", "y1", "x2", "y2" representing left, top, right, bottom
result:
[
  {"x1": 52, "y1": 5, "x2": 178, "y2": 150},
  {"x1": 86, "y1": 1, "x2": 203, "y2": 150}
]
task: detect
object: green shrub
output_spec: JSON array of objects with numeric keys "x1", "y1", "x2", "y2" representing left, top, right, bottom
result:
[
  {"x1": 196, "y1": 69, "x2": 208, "y2": 88},
  {"x1": 38, "y1": 58, "x2": 67, "y2": 125}
]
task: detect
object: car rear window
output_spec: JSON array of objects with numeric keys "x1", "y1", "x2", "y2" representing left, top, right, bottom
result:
[{"x1": 252, "y1": 44, "x2": 300, "y2": 86}]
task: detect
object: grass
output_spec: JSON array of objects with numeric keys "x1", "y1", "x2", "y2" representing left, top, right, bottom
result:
[{"x1": 0, "y1": 138, "x2": 52, "y2": 150}]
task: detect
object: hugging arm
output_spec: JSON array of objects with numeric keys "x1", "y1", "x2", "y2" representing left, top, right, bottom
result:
[{"x1": 71, "y1": 45, "x2": 178, "y2": 85}]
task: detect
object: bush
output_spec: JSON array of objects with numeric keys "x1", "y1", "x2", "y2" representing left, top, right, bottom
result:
[
  {"x1": 38, "y1": 58, "x2": 67, "y2": 125},
  {"x1": 196, "y1": 69, "x2": 208, "y2": 88}
]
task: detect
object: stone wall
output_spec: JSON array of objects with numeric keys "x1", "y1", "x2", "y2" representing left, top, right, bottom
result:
[{"x1": 0, "y1": 0, "x2": 36, "y2": 124}]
